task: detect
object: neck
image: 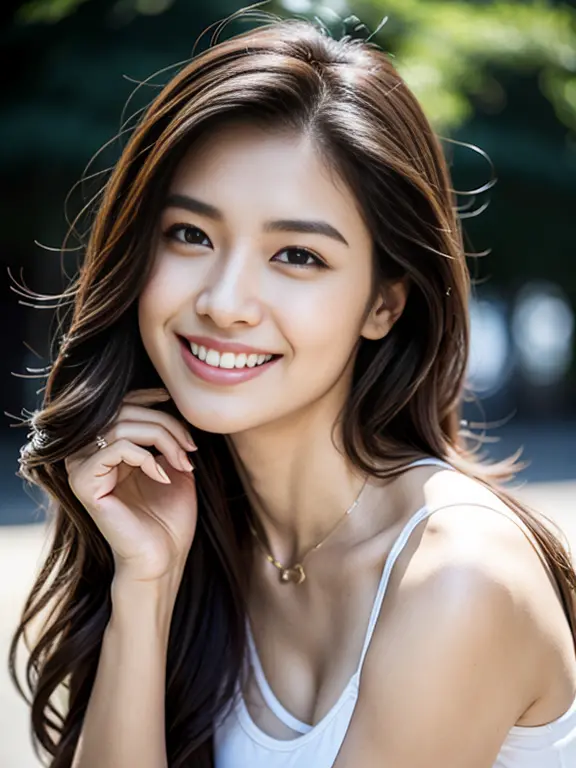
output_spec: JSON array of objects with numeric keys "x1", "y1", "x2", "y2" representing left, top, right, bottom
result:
[{"x1": 227, "y1": 396, "x2": 369, "y2": 567}]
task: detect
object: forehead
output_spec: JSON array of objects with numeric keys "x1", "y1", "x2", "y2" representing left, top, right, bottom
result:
[{"x1": 167, "y1": 122, "x2": 368, "y2": 234}]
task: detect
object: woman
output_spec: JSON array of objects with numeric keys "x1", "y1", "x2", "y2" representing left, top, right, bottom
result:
[{"x1": 9, "y1": 11, "x2": 576, "y2": 768}]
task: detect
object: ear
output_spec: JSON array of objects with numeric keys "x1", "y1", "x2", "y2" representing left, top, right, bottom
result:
[{"x1": 360, "y1": 277, "x2": 410, "y2": 341}]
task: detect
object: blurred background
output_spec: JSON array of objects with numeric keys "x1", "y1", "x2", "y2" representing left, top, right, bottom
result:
[{"x1": 1, "y1": 0, "x2": 575, "y2": 764}]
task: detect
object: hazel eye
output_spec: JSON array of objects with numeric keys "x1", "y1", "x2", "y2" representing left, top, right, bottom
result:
[
  {"x1": 164, "y1": 224, "x2": 212, "y2": 247},
  {"x1": 272, "y1": 247, "x2": 326, "y2": 269}
]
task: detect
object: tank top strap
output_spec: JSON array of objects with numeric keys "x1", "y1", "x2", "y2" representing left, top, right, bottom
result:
[
  {"x1": 354, "y1": 457, "x2": 456, "y2": 677},
  {"x1": 243, "y1": 457, "x2": 456, "y2": 731},
  {"x1": 245, "y1": 617, "x2": 313, "y2": 734}
]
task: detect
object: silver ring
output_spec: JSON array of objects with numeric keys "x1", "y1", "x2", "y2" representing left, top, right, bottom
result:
[{"x1": 95, "y1": 435, "x2": 108, "y2": 450}]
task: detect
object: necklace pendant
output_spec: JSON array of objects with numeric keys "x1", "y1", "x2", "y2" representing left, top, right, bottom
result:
[{"x1": 279, "y1": 564, "x2": 306, "y2": 585}]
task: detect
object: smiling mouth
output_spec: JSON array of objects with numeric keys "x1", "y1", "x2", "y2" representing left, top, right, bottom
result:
[{"x1": 178, "y1": 336, "x2": 282, "y2": 370}]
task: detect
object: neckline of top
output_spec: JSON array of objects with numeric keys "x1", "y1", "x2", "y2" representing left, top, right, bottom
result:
[{"x1": 238, "y1": 456, "x2": 455, "y2": 746}]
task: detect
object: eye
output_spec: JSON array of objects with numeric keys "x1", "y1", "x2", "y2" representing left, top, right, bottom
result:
[
  {"x1": 163, "y1": 223, "x2": 212, "y2": 248},
  {"x1": 272, "y1": 247, "x2": 327, "y2": 269}
]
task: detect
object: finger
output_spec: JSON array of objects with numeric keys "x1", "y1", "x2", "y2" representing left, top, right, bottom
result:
[
  {"x1": 101, "y1": 422, "x2": 194, "y2": 473},
  {"x1": 122, "y1": 388, "x2": 171, "y2": 405},
  {"x1": 68, "y1": 439, "x2": 171, "y2": 507},
  {"x1": 94, "y1": 443, "x2": 171, "y2": 485},
  {"x1": 63, "y1": 408, "x2": 195, "y2": 474},
  {"x1": 116, "y1": 404, "x2": 197, "y2": 452}
]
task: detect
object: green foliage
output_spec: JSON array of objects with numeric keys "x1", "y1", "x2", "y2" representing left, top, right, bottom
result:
[
  {"x1": 20, "y1": 0, "x2": 576, "y2": 132},
  {"x1": 17, "y1": 0, "x2": 92, "y2": 24},
  {"x1": 278, "y1": 0, "x2": 576, "y2": 133},
  {"x1": 16, "y1": 0, "x2": 179, "y2": 24}
]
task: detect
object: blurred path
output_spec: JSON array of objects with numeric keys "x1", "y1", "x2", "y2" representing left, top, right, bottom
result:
[{"x1": 1, "y1": 525, "x2": 49, "y2": 768}]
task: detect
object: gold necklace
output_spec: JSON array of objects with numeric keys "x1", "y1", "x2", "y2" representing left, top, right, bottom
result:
[{"x1": 247, "y1": 476, "x2": 369, "y2": 585}]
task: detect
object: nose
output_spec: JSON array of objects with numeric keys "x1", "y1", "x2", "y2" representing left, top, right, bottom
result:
[{"x1": 195, "y1": 249, "x2": 262, "y2": 328}]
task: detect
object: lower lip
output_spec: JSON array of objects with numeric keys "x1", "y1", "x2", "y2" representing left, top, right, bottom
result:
[{"x1": 178, "y1": 337, "x2": 281, "y2": 386}]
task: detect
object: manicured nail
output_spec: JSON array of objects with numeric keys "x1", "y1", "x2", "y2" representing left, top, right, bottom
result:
[
  {"x1": 156, "y1": 464, "x2": 171, "y2": 483},
  {"x1": 180, "y1": 454, "x2": 194, "y2": 472}
]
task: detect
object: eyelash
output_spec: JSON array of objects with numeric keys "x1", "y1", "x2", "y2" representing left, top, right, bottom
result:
[{"x1": 163, "y1": 223, "x2": 328, "y2": 270}]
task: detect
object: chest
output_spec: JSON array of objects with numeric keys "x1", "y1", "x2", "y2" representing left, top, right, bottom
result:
[{"x1": 242, "y1": 528, "x2": 408, "y2": 738}]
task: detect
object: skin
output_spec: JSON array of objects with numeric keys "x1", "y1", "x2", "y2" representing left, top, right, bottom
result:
[
  {"x1": 139, "y1": 121, "x2": 407, "y2": 564},
  {"x1": 137, "y1": 122, "x2": 576, "y2": 765}
]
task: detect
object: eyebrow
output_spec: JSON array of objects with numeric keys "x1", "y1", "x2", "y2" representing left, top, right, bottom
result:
[{"x1": 163, "y1": 193, "x2": 350, "y2": 247}]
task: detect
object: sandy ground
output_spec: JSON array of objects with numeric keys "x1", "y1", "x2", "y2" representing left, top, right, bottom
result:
[{"x1": 1, "y1": 481, "x2": 575, "y2": 767}]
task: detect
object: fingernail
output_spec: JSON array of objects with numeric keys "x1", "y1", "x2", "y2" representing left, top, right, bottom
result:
[
  {"x1": 186, "y1": 439, "x2": 197, "y2": 451},
  {"x1": 181, "y1": 454, "x2": 194, "y2": 472},
  {"x1": 157, "y1": 464, "x2": 171, "y2": 483}
]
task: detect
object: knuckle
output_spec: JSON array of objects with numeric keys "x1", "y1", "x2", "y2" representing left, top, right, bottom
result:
[
  {"x1": 153, "y1": 413, "x2": 191, "y2": 442},
  {"x1": 117, "y1": 404, "x2": 138, "y2": 420},
  {"x1": 106, "y1": 424, "x2": 121, "y2": 442},
  {"x1": 113, "y1": 437, "x2": 133, "y2": 452},
  {"x1": 148, "y1": 424, "x2": 173, "y2": 444}
]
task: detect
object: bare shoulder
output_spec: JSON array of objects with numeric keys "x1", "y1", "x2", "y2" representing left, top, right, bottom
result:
[
  {"x1": 379, "y1": 466, "x2": 576, "y2": 723},
  {"x1": 333, "y1": 494, "x2": 544, "y2": 767},
  {"x1": 381, "y1": 473, "x2": 548, "y2": 661},
  {"x1": 332, "y1": 472, "x2": 575, "y2": 767},
  {"x1": 400, "y1": 465, "x2": 560, "y2": 598}
]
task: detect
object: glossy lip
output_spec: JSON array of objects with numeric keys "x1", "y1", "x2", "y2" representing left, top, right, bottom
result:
[
  {"x1": 178, "y1": 336, "x2": 281, "y2": 386},
  {"x1": 179, "y1": 334, "x2": 278, "y2": 357}
]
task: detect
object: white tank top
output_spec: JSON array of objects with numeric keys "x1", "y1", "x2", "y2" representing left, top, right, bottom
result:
[{"x1": 214, "y1": 457, "x2": 576, "y2": 767}]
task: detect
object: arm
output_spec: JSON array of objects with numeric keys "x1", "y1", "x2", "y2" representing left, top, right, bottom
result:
[
  {"x1": 333, "y1": 507, "x2": 543, "y2": 768},
  {"x1": 72, "y1": 572, "x2": 181, "y2": 768}
]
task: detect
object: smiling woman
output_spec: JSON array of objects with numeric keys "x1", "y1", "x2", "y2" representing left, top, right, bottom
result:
[
  {"x1": 139, "y1": 122, "x2": 381, "y2": 436},
  {"x1": 8, "y1": 7, "x2": 576, "y2": 768}
]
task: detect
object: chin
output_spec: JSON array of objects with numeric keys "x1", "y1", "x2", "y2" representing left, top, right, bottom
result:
[{"x1": 172, "y1": 398, "x2": 271, "y2": 436}]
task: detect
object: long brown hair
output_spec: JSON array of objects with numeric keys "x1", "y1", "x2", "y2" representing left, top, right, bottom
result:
[{"x1": 9, "y1": 10, "x2": 576, "y2": 767}]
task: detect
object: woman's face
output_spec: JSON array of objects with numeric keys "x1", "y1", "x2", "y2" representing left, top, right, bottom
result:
[{"x1": 138, "y1": 122, "x2": 392, "y2": 434}]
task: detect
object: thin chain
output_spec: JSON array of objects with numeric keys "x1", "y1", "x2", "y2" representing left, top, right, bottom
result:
[{"x1": 247, "y1": 475, "x2": 369, "y2": 582}]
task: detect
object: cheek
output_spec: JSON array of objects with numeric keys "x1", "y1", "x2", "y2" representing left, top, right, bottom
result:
[
  {"x1": 137, "y1": 282, "x2": 162, "y2": 347},
  {"x1": 138, "y1": 258, "x2": 189, "y2": 328},
  {"x1": 137, "y1": 270, "x2": 180, "y2": 359},
  {"x1": 280, "y1": 279, "x2": 368, "y2": 362}
]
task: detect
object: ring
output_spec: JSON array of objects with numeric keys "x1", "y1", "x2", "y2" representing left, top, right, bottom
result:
[{"x1": 95, "y1": 435, "x2": 108, "y2": 450}]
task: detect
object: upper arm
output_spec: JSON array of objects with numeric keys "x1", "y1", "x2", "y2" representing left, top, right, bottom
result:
[{"x1": 333, "y1": 507, "x2": 540, "y2": 768}]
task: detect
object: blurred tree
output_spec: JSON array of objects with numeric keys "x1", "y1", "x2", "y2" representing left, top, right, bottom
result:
[
  {"x1": 310, "y1": 0, "x2": 576, "y2": 135},
  {"x1": 17, "y1": 0, "x2": 92, "y2": 24},
  {"x1": 24, "y1": 0, "x2": 575, "y2": 133}
]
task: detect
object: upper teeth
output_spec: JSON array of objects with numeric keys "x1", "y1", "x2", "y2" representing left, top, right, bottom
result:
[{"x1": 189, "y1": 342, "x2": 273, "y2": 369}]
